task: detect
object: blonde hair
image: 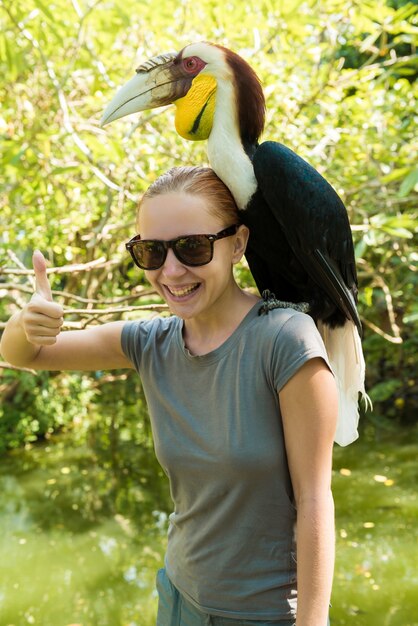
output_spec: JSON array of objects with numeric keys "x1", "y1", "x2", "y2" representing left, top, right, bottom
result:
[{"x1": 138, "y1": 166, "x2": 241, "y2": 226}]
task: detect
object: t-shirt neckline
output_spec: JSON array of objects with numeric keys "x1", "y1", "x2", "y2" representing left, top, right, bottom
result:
[{"x1": 176, "y1": 300, "x2": 262, "y2": 365}]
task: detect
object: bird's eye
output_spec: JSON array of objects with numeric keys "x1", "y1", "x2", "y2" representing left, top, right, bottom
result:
[{"x1": 182, "y1": 56, "x2": 206, "y2": 74}]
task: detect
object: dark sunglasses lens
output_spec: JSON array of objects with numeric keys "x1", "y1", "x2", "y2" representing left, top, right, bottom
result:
[
  {"x1": 175, "y1": 236, "x2": 212, "y2": 265},
  {"x1": 133, "y1": 241, "x2": 165, "y2": 269}
]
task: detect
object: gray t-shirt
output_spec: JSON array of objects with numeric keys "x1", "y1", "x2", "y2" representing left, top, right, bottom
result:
[{"x1": 121, "y1": 302, "x2": 329, "y2": 620}]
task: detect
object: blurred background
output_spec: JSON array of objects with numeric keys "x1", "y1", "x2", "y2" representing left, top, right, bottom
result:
[{"x1": 0, "y1": 0, "x2": 417, "y2": 624}]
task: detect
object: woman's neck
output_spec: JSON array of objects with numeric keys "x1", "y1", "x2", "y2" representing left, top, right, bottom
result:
[{"x1": 182, "y1": 288, "x2": 259, "y2": 356}]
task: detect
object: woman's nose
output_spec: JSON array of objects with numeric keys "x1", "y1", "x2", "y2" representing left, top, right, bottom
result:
[{"x1": 161, "y1": 248, "x2": 187, "y2": 276}]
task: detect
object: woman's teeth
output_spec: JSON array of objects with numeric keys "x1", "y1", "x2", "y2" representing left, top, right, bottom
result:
[{"x1": 167, "y1": 284, "x2": 200, "y2": 297}]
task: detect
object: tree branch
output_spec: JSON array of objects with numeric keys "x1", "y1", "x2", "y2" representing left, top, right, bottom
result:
[
  {"x1": 0, "y1": 361, "x2": 38, "y2": 374},
  {"x1": 362, "y1": 319, "x2": 403, "y2": 344},
  {"x1": 0, "y1": 257, "x2": 115, "y2": 276},
  {"x1": 0, "y1": 283, "x2": 155, "y2": 304}
]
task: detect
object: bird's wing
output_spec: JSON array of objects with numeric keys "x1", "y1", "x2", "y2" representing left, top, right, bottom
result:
[{"x1": 252, "y1": 141, "x2": 361, "y2": 332}]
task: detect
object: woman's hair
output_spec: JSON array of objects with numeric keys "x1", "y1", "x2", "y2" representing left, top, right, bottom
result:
[{"x1": 138, "y1": 166, "x2": 241, "y2": 225}]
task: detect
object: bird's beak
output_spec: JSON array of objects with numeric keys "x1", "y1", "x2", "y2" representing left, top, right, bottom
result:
[{"x1": 101, "y1": 52, "x2": 193, "y2": 126}]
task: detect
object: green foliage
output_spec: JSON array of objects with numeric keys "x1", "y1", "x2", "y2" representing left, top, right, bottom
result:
[
  {"x1": 1, "y1": 0, "x2": 417, "y2": 447},
  {"x1": 0, "y1": 369, "x2": 97, "y2": 450}
]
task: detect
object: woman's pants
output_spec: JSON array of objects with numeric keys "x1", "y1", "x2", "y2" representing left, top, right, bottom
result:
[{"x1": 156, "y1": 568, "x2": 325, "y2": 626}]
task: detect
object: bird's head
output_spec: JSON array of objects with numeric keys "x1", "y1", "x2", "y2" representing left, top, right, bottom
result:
[{"x1": 101, "y1": 42, "x2": 265, "y2": 147}]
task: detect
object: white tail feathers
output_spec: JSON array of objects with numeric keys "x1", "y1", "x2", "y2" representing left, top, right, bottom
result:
[{"x1": 317, "y1": 320, "x2": 371, "y2": 446}]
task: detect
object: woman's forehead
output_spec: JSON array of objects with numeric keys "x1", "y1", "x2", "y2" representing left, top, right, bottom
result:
[{"x1": 138, "y1": 192, "x2": 222, "y2": 237}]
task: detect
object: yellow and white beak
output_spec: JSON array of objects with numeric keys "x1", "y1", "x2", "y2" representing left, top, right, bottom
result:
[{"x1": 101, "y1": 52, "x2": 193, "y2": 126}]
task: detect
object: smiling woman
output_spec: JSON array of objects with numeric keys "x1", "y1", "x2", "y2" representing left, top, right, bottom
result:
[
  {"x1": 133, "y1": 167, "x2": 251, "y2": 333},
  {"x1": 0, "y1": 166, "x2": 337, "y2": 626}
]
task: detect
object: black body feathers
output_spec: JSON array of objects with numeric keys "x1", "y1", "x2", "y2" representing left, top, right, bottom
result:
[{"x1": 241, "y1": 141, "x2": 361, "y2": 333}]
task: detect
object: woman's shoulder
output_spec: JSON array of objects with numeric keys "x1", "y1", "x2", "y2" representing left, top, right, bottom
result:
[
  {"x1": 254, "y1": 305, "x2": 319, "y2": 339},
  {"x1": 124, "y1": 313, "x2": 179, "y2": 336},
  {"x1": 253, "y1": 307, "x2": 330, "y2": 390},
  {"x1": 121, "y1": 314, "x2": 181, "y2": 366},
  {"x1": 122, "y1": 313, "x2": 180, "y2": 348}
]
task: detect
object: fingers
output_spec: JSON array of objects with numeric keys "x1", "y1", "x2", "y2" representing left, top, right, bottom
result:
[
  {"x1": 24, "y1": 295, "x2": 64, "y2": 345},
  {"x1": 21, "y1": 251, "x2": 64, "y2": 346},
  {"x1": 27, "y1": 292, "x2": 63, "y2": 318},
  {"x1": 33, "y1": 249, "x2": 53, "y2": 302}
]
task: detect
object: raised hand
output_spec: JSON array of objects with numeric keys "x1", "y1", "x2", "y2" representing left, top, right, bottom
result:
[
  {"x1": 33, "y1": 249, "x2": 53, "y2": 302},
  {"x1": 22, "y1": 250, "x2": 64, "y2": 346}
]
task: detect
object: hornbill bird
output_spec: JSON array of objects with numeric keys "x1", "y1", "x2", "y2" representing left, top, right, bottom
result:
[{"x1": 101, "y1": 42, "x2": 369, "y2": 445}]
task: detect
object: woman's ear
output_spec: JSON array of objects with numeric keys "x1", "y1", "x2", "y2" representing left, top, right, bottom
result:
[{"x1": 232, "y1": 224, "x2": 250, "y2": 264}]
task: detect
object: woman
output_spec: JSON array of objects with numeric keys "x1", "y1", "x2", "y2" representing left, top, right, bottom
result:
[{"x1": 1, "y1": 166, "x2": 336, "y2": 626}]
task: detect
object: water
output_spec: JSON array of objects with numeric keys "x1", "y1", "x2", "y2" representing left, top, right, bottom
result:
[
  {"x1": 0, "y1": 438, "x2": 170, "y2": 626},
  {"x1": 0, "y1": 426, "x2": 417, "y2": 626},
  {"x1": 331, "y1": 426, "x2": 418, "y2": 625}
]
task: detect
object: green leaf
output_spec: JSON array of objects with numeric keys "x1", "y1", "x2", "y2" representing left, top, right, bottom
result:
[
  {"x1": 364, "y1": 286, "x2": 374, "y2": 308},
  {"x1": 51, "y1": 165, "x2": 80, "y2": 175},
  {"x1": 399, "y1": 169, "x2": 418, "y2": 198},
  {"x1": 32, "y1": 0, "x2": 57, "y2": 23},
  {"x1": 380, "y1": 226, "x2": 414, "y2": 238},
  {"x1": 381, "y1": 167, "x2": 411, "y2": 184},
  {"x1": 355, "y1": 238, "x2": 368, "y2": 260},
  {"x1": 369, "y1": 379, "x2": 402, "y2": 403},
  {"x1": 403, "y1": 312, "x2": 418, "y2": 324}
]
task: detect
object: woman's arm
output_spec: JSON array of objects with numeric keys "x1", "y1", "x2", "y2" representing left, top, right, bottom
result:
[
  {"x1": 279, "y1": 357, "x2": 337, "y2": 626},
  {"x1": 0, "y1": 251, "x2": 133, "y2": 372}
]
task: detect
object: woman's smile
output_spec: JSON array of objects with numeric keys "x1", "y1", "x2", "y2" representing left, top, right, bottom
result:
[{"x1": 163, "y1": 282, "x2": 202, "y2": 300}]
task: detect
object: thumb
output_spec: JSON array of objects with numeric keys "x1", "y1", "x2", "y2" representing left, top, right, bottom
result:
[{"x1": 33, "y1": 250, "x2": 53, "y2": 302}]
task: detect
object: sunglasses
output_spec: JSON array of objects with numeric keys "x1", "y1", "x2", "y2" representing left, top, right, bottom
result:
[{"x1": 126, "y1": 224, "x2": 239, "y2": 270}]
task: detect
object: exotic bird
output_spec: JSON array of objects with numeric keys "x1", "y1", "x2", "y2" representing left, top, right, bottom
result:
[{"x1": 101, "y1": 42, "x2": 369, "y2": 444}]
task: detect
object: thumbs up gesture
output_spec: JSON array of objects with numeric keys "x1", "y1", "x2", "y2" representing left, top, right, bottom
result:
[
  {"x1": 33, "y1": 249, "x2": 53, "y2": 302},
  {"x1": 21, "y1": 251, "x2": 64, "y2": 346}
]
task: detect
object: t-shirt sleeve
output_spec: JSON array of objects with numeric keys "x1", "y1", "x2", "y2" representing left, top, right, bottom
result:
[
  {"x1": 121, "y1": 320, "x2": 144, "y2": 371},
  {"x1": 271, "y1": 312, "x2": 331, "y2": 392}
]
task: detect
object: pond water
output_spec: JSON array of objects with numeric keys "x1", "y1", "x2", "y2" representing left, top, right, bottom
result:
[{"x1": 0, "y1": 425, "x2": 417, "y2": 626}]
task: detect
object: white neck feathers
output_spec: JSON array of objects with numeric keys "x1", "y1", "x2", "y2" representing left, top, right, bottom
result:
[
  {"x1": 183, "y1": 43, "x2": 257, "y2": 209},
  {"x1": 207, "y1": 79, "x2": 257, "y2": 209}
]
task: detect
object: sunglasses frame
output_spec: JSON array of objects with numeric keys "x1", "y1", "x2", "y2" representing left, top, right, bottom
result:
[{"x1": 126, "y1": 224, "x2": 239, "y2": 270}]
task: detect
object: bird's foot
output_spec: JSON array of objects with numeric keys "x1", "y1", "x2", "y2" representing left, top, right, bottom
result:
[{"x1": 258, "y1": 290, "x2": 310, "y2": 316}]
